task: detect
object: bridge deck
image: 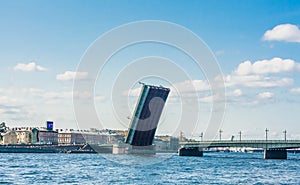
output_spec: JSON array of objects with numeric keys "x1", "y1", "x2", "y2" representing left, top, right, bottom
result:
[{"x1": 180, "y1": 140, "x2": 300, "y2": 149}]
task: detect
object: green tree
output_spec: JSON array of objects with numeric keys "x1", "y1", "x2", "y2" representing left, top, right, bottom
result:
[{"x1": 0, "y1": 122, "x2": 6, "y2": 133}]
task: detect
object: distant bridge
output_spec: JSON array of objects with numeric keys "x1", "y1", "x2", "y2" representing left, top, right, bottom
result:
[
  {"x1": 180, "y1": 140, "x2": 300, "y2": 149},
  {"x1": 179, "y1": 140, "x2": 300, "y2": 159}
]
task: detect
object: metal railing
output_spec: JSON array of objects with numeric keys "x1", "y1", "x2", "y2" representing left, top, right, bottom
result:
[
  {"x1": 181, "y1": 140, "x2": 300, "y2": 144},
  {"x1": 180, "y1": 140, "x2": 300, "y2": 149}
]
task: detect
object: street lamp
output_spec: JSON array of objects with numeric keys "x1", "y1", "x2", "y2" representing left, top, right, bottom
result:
[
  {"x1": 200, "y1": 132, "x2": 203, "y2": 142},
  {"x1": 283, "y1": 130, "x2": 287, "y2": 141},
  {"x1": 238, "y1": 131, "x2": 242, "y2": 141},
  {"x1": 219, "y1": 129, "x2": 223, "y2": 141},
  {"x1": 265, "y1": 128, "x2": 269, "y2": 141}
]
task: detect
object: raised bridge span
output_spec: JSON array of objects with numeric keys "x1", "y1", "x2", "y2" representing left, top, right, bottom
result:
[{"x1": 179, "y1": 140, "x2": 300, "y2": 159}]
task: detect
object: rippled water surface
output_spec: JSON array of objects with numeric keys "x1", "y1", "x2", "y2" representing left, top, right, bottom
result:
[{"x1": 0, "y1": 152, "x2": 299, "y2": 184}]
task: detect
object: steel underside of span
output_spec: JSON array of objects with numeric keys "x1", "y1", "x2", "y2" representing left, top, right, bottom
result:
[{"x1": 125, "y1": 85, "x2": 170, "y2": 146}]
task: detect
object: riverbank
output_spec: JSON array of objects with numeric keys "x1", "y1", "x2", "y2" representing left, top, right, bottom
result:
[{"x1": 0, "y1": 144, "x2": 112, "y2": 153}]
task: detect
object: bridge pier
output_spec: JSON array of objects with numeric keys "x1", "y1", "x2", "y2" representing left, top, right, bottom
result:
[
  {"x1": 264, "y1": 148, "x2": 287, "y2": 159},
  {"x1": 178, "y1": 147, "x2": 203, "y2": 157}
]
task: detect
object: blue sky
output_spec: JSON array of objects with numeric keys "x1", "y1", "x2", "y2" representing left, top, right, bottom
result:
[{"x1": 1, "y1": 0, "x2": 300, "y2": 140}]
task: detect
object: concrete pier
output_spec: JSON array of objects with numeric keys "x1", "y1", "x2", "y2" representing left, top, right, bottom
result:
[
  {"x1": 113, "y1": 143, "x2": 155, "y2": 154},
  {"x1": 264, "y1": 148, "x2": 287, "y2": 159},
  {"x1": 178, "y1": 147, "x2": 203, "y2": 157}
]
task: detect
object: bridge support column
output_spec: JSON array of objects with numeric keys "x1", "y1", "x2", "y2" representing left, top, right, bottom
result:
[
  {"x1": 178, "y1": 147, "x2": 203, "y2": 157},
  {"x1": 264, "y1": 148, "x2": 287, "y2": 159}
]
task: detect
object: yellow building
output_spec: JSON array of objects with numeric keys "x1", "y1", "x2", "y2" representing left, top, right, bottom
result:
[
  {"x1": 1, "y1": 131, "x2": 18, "y2": 144},
  {"x1": 15, "y1": 129, "x2": 32, "y2": 144}
]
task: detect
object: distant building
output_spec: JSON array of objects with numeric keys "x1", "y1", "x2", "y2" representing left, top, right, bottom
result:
[
  {"x1": 0, "y1": 121, "x2": 124, "y2": 146},
  {"x1": 155, "y1": 135, "x2": 179, "y2": 152},
  {"x1": 15, "y1": 129, "x2": 32, "y2": 144},
  {"x1": 154, "y1": 138, "x2": 169, "y2": 151},
  {"x1": 113, "y1": 130, "x2": 127, "y2": 140},
  {"x1": 1, "y1": 131, "x2": 18, "y2": 144},
  {"x1": 58, "y1": 129, "x2": 124, "y2": 145},
  {"x1": 31, "y1": 121, "x2": 58, "y2": 144},
  {"x1": 57, "y1": 130, "x2": 79, "y2": 144},
  {"x1": 46, "y1": 121, "x2": 54, "y2": 131},
  {"x1": 58, "y1": 130, "x2": 101, "y2": 144},
  {"x1": 178, "y1": 131, "x2": 188, "y2": 142},
  {"x1": 32, "y1": 128, "x2": 58, "y2": 144}
]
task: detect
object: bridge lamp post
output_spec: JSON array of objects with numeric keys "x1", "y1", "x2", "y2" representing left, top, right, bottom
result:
[
  {"x1": 219, "y1": 129, "x2": 223, "y2": 141},
  {"x1": 238, "y1": 131, "x2": 242, "y2": 141},
  {"x1": 200, "y1": 132, "x2": 203, "y2": 142},
  {"x1": 283, "y1": 130, "x2": 287, "y2": 141},
  {"x1": 265, "y1": 128, "x2": 269, "y2": 141}
]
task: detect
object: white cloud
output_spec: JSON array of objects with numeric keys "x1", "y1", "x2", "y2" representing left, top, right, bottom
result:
[
  {"x1": 0, "y1": 108, "x2": 22, "y2": 115},
  {"x1": 73, "y1": 91, "x2": 93, "y2": 99},
  {"x1": 43, "y1": 92, "x2": 73, "y2": 99},
  {"x1": 234, "y1": 57, "x2": 300, "y2": 75},
  {"x1": 122, "y1": 57, "x2": 296, "y2": 106},
  {"x1": 0, "y1": 96, "x2": 22, "y2": 105},
  {"x1": 227, "y1": 57, "x2": 297, "y2": 89},
  {"x1": 95, "y1": 96, "x2": 106, "y2": 102},
  {"x1": 26, "y1": 88, "x2": 45, "y2": 94},
  {"x1": 225, "y1": 74, "x2": 293, "y2": 88},
  {"x1": 257, "y1": 92, "x2": 274, "y2": 99},
  {"x1": 44, "y1": 100, "x2": 61, "y2": 105},
  {"x1": 56, "y1": 71, "x2": 88, "y2": 81},
  {"x1": 198, "y1": 95, "x2": 213, "y2": 103},
  {"x1": 234, "y1": 61, "x2": 252, "y2": 75},
  {"x1": 41, "y1": 91, "x2": 93, "y2": 100},
  {"x1": 0, "y1": 87, "x2": 93, "y2": 126},
  {"x1": 0, "y1": 87, "x2": 94, "y2": 101},
  {"x1": 14, "y1": 62, "x2": 47, "y2": 72},
  {"x1": 125, "y1": 80, "x2": 210, "y2": 97},
  {"x1": 228, "y1": 89, "x2": 243, "y2": 97},
  {"x1": 224, "y1": 57, "x2": 299, "y2": 89},
  {"x1": 123, "y1": 75, "x2": 289, "y2": 105},
  {"x1": 171, "y1": 80, "x2": 210, "y2": 93},
  {"x1": 290, "y1": 87, "x2": 300, "y2": 94},
  {"x1": 263, "y1": 24, "x2": 300, "y2": 43},
  {"x1": 126, "y1": 87, "x2": 142, "y2": 97}
]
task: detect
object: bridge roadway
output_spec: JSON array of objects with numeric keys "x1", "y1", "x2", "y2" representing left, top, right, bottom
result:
[
  {"x1": 180, "y1": 140, "x2": 300, "y2": 149},
  {"x1": 179, "y1": 140, "x2": 300, "y2": 159}
]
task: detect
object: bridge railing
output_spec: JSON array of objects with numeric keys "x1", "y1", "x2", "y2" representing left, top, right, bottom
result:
[
  {"x1": 179, "y1": 140, "x2": 300, "y2": 149},
  {"x1": 180, "y1": 140, "x2": 300, "y2": 145}
]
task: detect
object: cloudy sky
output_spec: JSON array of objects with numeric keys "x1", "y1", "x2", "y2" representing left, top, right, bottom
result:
[{"x1": 1, "y1": 0, "x2": 300, "y2": 140}]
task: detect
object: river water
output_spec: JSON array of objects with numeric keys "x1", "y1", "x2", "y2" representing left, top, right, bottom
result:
[{"x1": 0, "y1": 152, "x2": 299, "y2": 184}]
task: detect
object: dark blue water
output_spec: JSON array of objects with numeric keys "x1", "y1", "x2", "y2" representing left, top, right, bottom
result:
[{"x1": 0, "y1": 152, "x2": 299, "y2": 184}]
